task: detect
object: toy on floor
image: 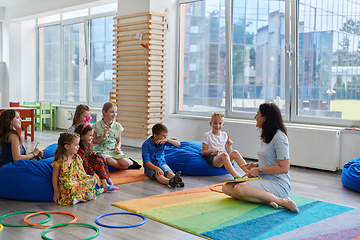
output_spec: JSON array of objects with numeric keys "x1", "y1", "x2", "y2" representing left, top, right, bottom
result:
[
  {"x1": 23, "y1": 211, "x2": 77, "y2": 228},
  {"x1": 0, "y1": 211, "x2": 52, "y2": 227},
  {"x1": 95, "y1": 212, "x2": 147, "y2": 228},
  {"x1": 42, "y1": 222, "x2": 99, "y2": 240}
]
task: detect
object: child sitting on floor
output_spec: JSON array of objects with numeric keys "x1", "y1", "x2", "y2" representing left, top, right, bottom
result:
[
  {"x1": 68, "y1": 104, "x2": 91, "y2": 132},
  {"x1": 52, "y1": 132, "x2": 97, "y2": 205},
  {"x1": 92, "y1": 102, "x2": 140, "y2": 170},
  {"x1": 142, "y1": 123, "x2": 184, "y2": 188},
  {"x1": 201, "y1": 112, "x2": 248, "y2": 179},
  {"x1": 75, "y1": 122, "x2": 118, "y2": 192}
]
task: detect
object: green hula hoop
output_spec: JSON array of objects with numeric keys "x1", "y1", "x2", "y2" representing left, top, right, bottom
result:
[
  {"x1": 41, "y1": 222, "x2": 100, "y2": 240},
  {"x1": 0, "y1": 211, "x2": 52, "y2": 227}
]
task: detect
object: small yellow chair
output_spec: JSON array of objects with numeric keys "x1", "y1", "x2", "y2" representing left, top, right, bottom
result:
[{"x1": 34, "y1": 103, "x2": 53, "y2": 131}]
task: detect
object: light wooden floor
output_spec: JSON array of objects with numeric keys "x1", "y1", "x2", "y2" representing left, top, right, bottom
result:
[{"x1": 0, "y1": 129, "x2": 359, "y2": 240}]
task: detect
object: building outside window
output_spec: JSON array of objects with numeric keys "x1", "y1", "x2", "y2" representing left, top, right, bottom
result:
[{"x1": 178, "y1": 0, "x2": 360, "y2": 125}]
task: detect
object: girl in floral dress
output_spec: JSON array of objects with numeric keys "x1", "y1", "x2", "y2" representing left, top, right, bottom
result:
[{"x1": 52, "y1": 132, "x2": 96, "y2": 205}]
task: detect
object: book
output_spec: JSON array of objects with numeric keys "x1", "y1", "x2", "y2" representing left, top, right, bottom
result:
[{"x1": 223, "y1": 177, "x2": 262, "y2": 183}]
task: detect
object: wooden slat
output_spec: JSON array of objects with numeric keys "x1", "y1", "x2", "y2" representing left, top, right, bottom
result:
[
  {"x1": 113, "y1": 72, "x2": 147, "y2": 76},
  {"x1": 114, "y1": 96, "x2": 163, "y2": 102},
  {"x1": 121, "y1": 122, "x2": 150, "y2": 129},
  {"x1": 114, "y1": 46, "x2": 166, "y2": 51},
  {"x1": 114, "y1": 62, "x2": 165, "y2": 67},
  {"x1": 119, "y1": 112, "x2": 147, "y2": 118},
  {"x1": 118, "y1": 112, "x2": 164, "y2": 119},
  {"x1": 113, "y1": 31, "x2": 149, "y2": 37},
  {"x1": 113, "y1": 82, "x2": 164, "y2": 86},
  {"x1": 113, "y1": 25, "x2": 149, "y2": 32},
  {"x1": 113, "y1": 76, "x2": 148, "y2": 80},
  {"x1": 114, "y1": 20, "x2": 148, "y2": 27},
  {"x1": 147, "y1": 72, "x2": 166, "y2": 76},
  {"x1": 121, "y1": 132, "x2": 148, "y2": 139},
  {"x1": 148, "y1": 77, "x2": 165, "y2": 81},
  {"x1": 114, "y1": 56, "x2": 166, "y2": 61},
  {"x1": 124, "y1": 128, "x2": 152, "y2": 134},
  {"x1": 117, "y1": 40, "x2": 166, "y2": 47},
  {"x1": 114, "y1": 12, "x2": 166, "y2": 20},
  {"x1": 114, "y1": 51, "x2": 166, "y2": 56},
  {"x1": 117, "y1": 107, "x2": 165, "y2": 113},
  {"x1": 112, "y1": 89, "x2": 165, "y2": 97},
  {"x1": 120, "y1": 102, "x2": 165, "y2": 107},
  {"x1": 116, "y1": 116, "x2": 151, "y2": 124},
  {"x1": 114, "y1": 66, "x2": 148, "y2": 71}
]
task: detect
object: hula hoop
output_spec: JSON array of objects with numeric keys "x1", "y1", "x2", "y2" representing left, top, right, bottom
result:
[
  {"x1": 42, "y1": 222, "x2": 99, "y2": 240},
  {"x1": 0, "y1": 211, "x2": 52, "y2": 227},
  {"x1": 23, "y1": 211, "x2": 77, "y2": 228},
  {"x1": 95, "y1": 212, "x2": 147, "y2": 228},
  {"x1": 0, "y1": 223, "x2": 3, "y2": 232},
  {"x1": 210, "y1": 183, "x2": 224, "y2": 193}
]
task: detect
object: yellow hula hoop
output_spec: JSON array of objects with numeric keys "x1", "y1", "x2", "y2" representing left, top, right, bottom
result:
[{"x1": 0, "y1": 223, "x2": 3, "y2": 232}]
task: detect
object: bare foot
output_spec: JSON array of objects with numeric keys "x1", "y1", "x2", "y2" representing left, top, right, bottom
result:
[{"x1": 281, "y1": 198, "x2": 299, "y2": 213}]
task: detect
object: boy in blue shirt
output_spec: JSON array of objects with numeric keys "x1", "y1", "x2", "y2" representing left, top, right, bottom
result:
[{"x1": 142, "y1": 123, "x2": 184, "y2": 188}]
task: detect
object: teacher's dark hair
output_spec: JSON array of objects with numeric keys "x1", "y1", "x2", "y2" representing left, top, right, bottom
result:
[{"x1": 259, "y1": 103, "x2": 287, "y2": 144}]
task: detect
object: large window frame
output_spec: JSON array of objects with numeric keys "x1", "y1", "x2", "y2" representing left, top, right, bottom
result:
[
  {"x1": 176, "y1": 0, "x2": 360, "y2": 127},
  {"x1": 37, "y1": 8, "x2": 116, "y2": 107}
]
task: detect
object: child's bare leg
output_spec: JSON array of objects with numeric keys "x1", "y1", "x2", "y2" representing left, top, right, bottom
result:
[
  {"x1": 106, "y1": 157, "x2": 132, "y2": 169},
  {"x1": 93, "y1": 173, "x2": 102, "y2": 187},
  {"x1": 229, "y1": 150, "x2": 248, "y2": 173},
  {"x1": 100, "y1": 178, "x2": 107, "y2": 188},
  {"x1": 213, "y1": 153, "x2": 240, "y2": 178},
  {"x1": 155, "y1": 174, "x2": 171, "y2": 185}
]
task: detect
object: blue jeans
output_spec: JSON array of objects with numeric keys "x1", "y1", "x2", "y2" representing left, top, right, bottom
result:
[{"x1": 144, "y1": 164, "x2": 174, "y2": 180}]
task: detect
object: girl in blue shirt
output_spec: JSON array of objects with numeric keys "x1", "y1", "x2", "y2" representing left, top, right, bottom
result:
[
  {"x1": 222, "y1": 103, "x2": 299, "y2": 213},
  {"x1": 0, "y1": 109, "x2": 43, "y2": 166}
]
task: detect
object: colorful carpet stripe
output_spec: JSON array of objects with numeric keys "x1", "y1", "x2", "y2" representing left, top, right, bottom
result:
[{"x1": 112, "y1": 185, "x2": 360, "y2": 240}]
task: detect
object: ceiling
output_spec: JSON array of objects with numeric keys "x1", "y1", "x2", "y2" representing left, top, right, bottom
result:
[{"x1": 0, "y1": 0, "x2": 33, "y2": 7}]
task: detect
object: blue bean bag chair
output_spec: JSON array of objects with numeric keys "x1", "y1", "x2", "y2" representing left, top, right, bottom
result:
[
  {"x1": 164, "y1": 141, "x2": 231, "y2": 176},
  {"x1": 341, "y1": 157, "x2": 360, "y2": 193},
  {"x1": 42, "y1": 143, "x2": 58, "y2": 159},
  {"x1": 0, "y1": 143, "x2": 59, "y2": 201},
  {"x1": 0, "y1": 157, "x2": 54, "y2": 201}
]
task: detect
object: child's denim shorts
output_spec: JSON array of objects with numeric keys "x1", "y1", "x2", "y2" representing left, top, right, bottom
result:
[{"x1": 144, "y1": 164, "x2": 174, "y2": 180}]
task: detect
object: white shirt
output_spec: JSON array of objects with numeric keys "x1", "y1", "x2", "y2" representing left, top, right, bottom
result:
[{"x1": 202, "y1": 131, "x2": 228, "y2": 153}]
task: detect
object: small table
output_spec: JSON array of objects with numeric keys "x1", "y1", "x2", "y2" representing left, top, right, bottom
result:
[
  {"x1": 0, "y1": 107, "x2": 35, "y2": 142},
  {"x1": 21, "y1": 104, "x2": 57, "y2": 130}
]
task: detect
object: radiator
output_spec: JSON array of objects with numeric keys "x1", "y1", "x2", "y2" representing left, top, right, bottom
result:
[{"x1": 287, "y1": 126, "x2": 340, "y2": 171}]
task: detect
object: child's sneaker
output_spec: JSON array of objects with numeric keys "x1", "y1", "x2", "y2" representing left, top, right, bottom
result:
[
  {"x1": 234, "y1": 174, "x2": 242, "y2": 179},
  {"x1": 178, "y1": 181, "x2": 185, "y2": 187},
  {"x1": 127, "y1": 158, "x2": 142, "y2": 169},
  {"x1": 168, "y1": 171, "x2": 182, "y2": 188}
]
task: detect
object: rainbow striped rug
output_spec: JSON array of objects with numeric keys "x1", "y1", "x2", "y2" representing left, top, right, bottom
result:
[{"x1": 112, "y1": 185, "x2": 360, "y2": 240}]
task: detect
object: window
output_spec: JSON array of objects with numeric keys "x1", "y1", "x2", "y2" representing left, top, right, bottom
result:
[
  {"x1": 38, "y1": 25, "x2": 61, "y2": 102},
  {"x1": 177, "y1": 0, "x2": 360, "y2": 126},
  {"x1": 89, "y1": 16, "x2": 114, "y2": 104},
  {"x1": 297, "y1": 0, "x2": 360, "y2": 121},
  {"x1": 38, "y1": 4, "x2": 116, "y2": 106},
  {"x1": 178, "y1": 0, "x2": 226, "y2": 112}
]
